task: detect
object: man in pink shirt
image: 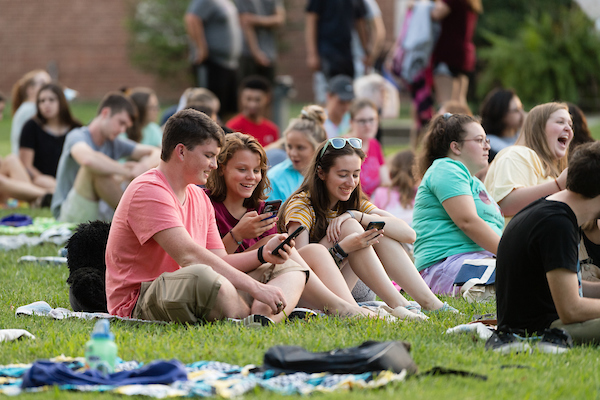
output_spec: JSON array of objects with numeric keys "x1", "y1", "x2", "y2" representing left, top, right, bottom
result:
[{"x1": 105, "y1": 109, "x2": 307, "y2": 324}]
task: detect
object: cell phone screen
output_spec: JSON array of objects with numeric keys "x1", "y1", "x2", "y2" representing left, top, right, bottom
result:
[{"x1": 366, "y1": 221, "x2": 385, "y2": 231}]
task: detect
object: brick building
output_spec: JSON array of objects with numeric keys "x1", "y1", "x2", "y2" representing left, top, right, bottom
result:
[{"x1": 0, "y1": 0, "x2": 402, "y2": 104}]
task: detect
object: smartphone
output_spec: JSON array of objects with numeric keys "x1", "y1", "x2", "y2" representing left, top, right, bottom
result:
[
  {"x1": 366, "y1": 221, "x2": 385, "y2": 231},
  {"x1": 262, "y1": 200, "x2": 282, "y2": 220},
  {"x1": 271, "y1": 225, "x2": 306, "y2": 256}
]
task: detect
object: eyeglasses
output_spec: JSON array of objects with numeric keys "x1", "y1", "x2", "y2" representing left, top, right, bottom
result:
[
  {"x1": 319, "y1": 138, "x2": 362, "y2": 158},
  {"x1": 460, "y1": 137, "x2": 491, "y2": 146},
  {"x1": 354, "y1": 117, "x2": 376, "y2": 126}
]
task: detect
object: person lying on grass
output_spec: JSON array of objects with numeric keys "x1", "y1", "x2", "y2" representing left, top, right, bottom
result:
[
  {"x1": 205, "y1": 132, "x2": 376, "y2": 318},
  {"x1": 496, "y1": 141, "x2": 600, "y2": 344},
  {"x1": 278, "y1": 137, "x2": 459, "y2": 319},
  {"x1": 105, "y1": 109, "x2": 308, "y2": 324}
]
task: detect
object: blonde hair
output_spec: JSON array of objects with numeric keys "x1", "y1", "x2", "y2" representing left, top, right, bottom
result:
[
  {"x1": 515, "y1": 102, "x2": 569, "y2": 178},
  {"x1": 387, "y1": 150, "x2": 417, "y2": 209},
  {"x1": 11, "y1": 69, "x2": 48, "y2": 116},
  {"x1": 283, "y1": 105, "x2": 327, "y2": 150}
]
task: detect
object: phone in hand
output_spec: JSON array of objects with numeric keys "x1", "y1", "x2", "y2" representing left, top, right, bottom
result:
[
  {"x1": 366, "y1": 221, "x2": 385, "y2": 231},
  {"x1": 262, "y1": 200, "x2": 282, "y2": 220},
  {"x1": 271, "y1": 225, "x2": 306, "y2": 256}
]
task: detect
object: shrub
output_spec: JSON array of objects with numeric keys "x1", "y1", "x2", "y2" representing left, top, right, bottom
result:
[{"x1": 477, "y1": 5, "x2": 600, "y2": 109}]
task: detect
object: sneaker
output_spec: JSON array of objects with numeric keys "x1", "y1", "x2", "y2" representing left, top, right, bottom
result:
[
  {"x1": 485, "y1": 328, "x2": 532, "y2": 354},
  {"x1": 287, "y1": 307, "x2": 318, "y2": 321},
  {"x1": 536, "y1": 328, "x2": 573, "y2": 354},
  {"x1": 228, "y1": 314, "x2": 274, "y2": 328}
]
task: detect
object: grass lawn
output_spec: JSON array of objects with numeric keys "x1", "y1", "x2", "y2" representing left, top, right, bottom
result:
[{"x1": 1, "y1": 103, "x2": 600, "y2": 398}]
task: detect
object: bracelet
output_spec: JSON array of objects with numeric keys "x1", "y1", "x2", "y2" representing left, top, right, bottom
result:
[
  {"x1": 229, "y1": 229, "x2": 243, "y2": 246},
  {"x1": 334, "y1": 243, "x2": 348, "y2": 258},
  {"x1": 346, "y1": 210, "x2": 355, "y2": 220},
  {"x1": 554, "y1": 178, "x2": 562, "y2": 191},
  {"x1": 328, "y1": 246, "x2": 345, "y2": 267},
  {"x1": 257, "y1": 245, "x2": 266, "y2": 264}
]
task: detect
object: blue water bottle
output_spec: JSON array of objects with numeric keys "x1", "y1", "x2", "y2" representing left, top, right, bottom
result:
[{"x1": 85, "y1": 319, "x2": 118, "y2": 374}]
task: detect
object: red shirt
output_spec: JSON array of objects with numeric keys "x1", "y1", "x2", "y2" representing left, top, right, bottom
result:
[
  {"x1": 226, "y1": 114, "x2": 279, "y2": 147},
  {"x1": 432, "y1": 0, "x2": 478, "y2": 72}
]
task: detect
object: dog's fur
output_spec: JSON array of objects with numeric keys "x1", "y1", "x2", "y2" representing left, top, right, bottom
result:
[{"x1": 65, "y1": 220, "x2": 110, "y2": 312}]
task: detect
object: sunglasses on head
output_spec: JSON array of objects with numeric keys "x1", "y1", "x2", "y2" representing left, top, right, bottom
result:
[{"x1": 319, "y1": 138, "x2": 362, "y2": 159}]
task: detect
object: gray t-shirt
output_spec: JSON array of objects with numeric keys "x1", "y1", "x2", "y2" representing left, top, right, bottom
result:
[
  {"x1": 235, "y1": 0, "x2": 281, "y2": 61},
  {"x1": 51, "y1": 126, "x2": 136, "y2": 218},
  {"x1": 187, "y1": 0, "x2": 242, "y2": 69}
]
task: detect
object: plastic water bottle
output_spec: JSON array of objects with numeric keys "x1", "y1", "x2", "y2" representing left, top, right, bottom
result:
[{"x1": 85, "y1": 319, "x2": 117, "y2": 374}]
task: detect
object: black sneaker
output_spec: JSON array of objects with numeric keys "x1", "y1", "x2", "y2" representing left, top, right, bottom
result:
[
  {"x1": 537, "y1": 328, "x2": 573, "y2": 354},
  {"x1": 287, "y1": 307, "x2": 318, "y2": 321},
  {"x1": 485, "y1": 328, "x2": 532, "y2": 354}
]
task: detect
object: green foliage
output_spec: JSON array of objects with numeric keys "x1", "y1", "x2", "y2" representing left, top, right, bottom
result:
[
  {"x1": 477, "y1": 5, "x2": 600, "y2": 108},
  {"x1": 125, "y1": 0, "x2": 190, "y2": 79}
]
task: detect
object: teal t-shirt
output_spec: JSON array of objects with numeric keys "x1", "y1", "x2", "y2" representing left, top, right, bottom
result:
[{"x1": 413, "y1": 158, "x2": 504, "y2": 270}]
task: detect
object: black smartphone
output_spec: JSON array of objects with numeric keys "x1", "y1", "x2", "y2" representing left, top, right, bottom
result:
[
  {"x1": 366, "y1": 221, "x2": 385, "y2": 231},
  {"x1": 262, "y1": 200, "x2": 282, "y2": 220},
  {"x1": 271, "y1": 225, "x2": 306, "y2": 256}
]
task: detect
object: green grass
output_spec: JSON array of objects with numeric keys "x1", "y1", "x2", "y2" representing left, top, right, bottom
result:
[{"x1": 2, "y1": 104, "x2": 600, "y2": 398}]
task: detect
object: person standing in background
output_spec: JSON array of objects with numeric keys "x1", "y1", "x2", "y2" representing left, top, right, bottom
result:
[
  {"x1": 235, "y1": 0, "x2": 285, "y2": 84},
  {"x1": 431, "y1": 0, "x2": 482, "y2": 105},
  {"x1": 184, "y1": 0, "x2": 242, "y2": 120}
]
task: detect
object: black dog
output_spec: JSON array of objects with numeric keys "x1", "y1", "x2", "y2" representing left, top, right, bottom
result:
[{"x1": 65, "y1": 220, "x2": 110, "y2": 313}]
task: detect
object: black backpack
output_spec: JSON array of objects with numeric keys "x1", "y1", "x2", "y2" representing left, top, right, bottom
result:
[{"x1": 262, "y1": 340, "x2": 418, "y2": 375}]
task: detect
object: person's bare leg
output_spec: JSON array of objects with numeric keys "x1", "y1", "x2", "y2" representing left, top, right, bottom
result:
[
  {"x1": 452, "y1": 74, "x2": 469, "y2": 105},
  {"x1": 1, "y1": 154, "x2": 32, "y2": 182},
  {"x1": 434, "y1": 74, "x2": 453, "y2": 105},
  {"x1": 320, "y1": 219, "x2": 410, "y2": 309},
  {"x1": 205, "y1": 277, "x2": 251, "y2": 321},
  {"x1": 251, "y1": 270, "x2": 305, "y2": 323},
  {"x1": 373, "y1": 236, "x2": 444, "y2": 310},
  {"x1": 297, "y1": 244, "x2": 356, "y2": 304},
  {"x1": 32, "y1": 175, "x2": 56, "y2": 192},
  {"x1": 0, "y1": 175, "x2": 46, "y2": 202}
]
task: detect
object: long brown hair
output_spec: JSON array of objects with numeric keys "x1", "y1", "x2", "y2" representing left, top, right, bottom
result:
[
  {"x1": 515, "y1": 102, "x2": 569, "y2": 178},
  {"x1": 11, "y1": 69, "x2": 49, "y2": 115},
  {"x1": 207, "y1": 132, "x2": 270, "y2": 210},
  {"x1": 387, "y1": 150, "x2": 416, "y2": 209},
  {"x1": 415, "y1": 113, "x2": 478, "y2": 179},
  {"x1": 35, "y1": 83, "x2": 82, "y2": 129},
  {"x1": 278, "y1": 140, "x2": 367, "y2": 242}
]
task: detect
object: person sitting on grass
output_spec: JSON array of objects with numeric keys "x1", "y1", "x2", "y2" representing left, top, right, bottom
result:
[
  {"x1": 495, "y1": 141, "x2": 600, "y2": 346},
  {"x1": 226, "y1": 75, "x2": 279, "y2": 147},
  {"x1": 105, "y1": 109, "x2": 309, "y2": 325},
  {"x1": 412, "y1": 113, "x2": 504, "y2": 295},
  {"x1": 51, "y1": 92, "x2": 160, "y2": 223},
  {"x1": 0, "y1": 154, "x2": 52, "y2": 207},
  {"x1": 278, "y1": 137, "x2": 459, "y2": 319},
  {"x1": 206, "y1": 132, "x2": 377, "y2": 318}
]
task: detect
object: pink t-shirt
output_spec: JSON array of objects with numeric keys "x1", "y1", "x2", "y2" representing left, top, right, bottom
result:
[
  {"x1": 105, "y1": 169, "x2": 224, "y2": 317},
  {"x1": 360, "y1": 138, "x2": 385, "y2": 197}
]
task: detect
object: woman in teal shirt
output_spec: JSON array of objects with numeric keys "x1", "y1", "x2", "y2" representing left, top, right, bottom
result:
[{"x1": 413, "y1": 113, "x2": 504, "y2": 294}]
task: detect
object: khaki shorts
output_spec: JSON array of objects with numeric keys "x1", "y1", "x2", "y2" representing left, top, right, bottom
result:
[
  {"x1": 239, "y1": 259, "x2": 310, "y2": 307},
  {"x1": 133, "y1": 264, "x2": 222, "y2": 324},
  {"x1": 58, "y1": 188, "x2": 99, "y2": 223}
]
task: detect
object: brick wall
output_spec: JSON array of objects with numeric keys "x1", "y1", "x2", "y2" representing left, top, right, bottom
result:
[{"x1": 0, "y1": 0, "x2": 397, "y2": 104}]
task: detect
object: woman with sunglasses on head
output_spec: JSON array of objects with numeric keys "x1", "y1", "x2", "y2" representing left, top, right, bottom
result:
[
  {"x1": 207, "y1": 132, "x2": 378, "y2": 319},
  {"x1": 413, "y1": 113, "x2": 504, "y2": 294},
  {"x1": 484, "y1": 102, "x2": 572, "y2": 225},
  {"x1": 279, "y1": 137, "x2": 457, "y2": 319},
  {"x1": 347, "y1": 98, "x2": 391, "y2": 197},
  {"x1": 19, "y1": 83, "x2": 82, "y2": 192}
]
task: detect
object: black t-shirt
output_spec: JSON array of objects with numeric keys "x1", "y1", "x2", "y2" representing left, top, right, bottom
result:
[
  {"x1": 583, "y1": 231, "x2": 600, "y2": 266},
  {"x1": 496, "y1": 198, "x2": 580, "y2": 334},
  {"x1": 19, "y1": 119, "x2": 68, "y2": 177},
  {"x1": 306, "y1": 0, "x2": 366, "y2": 77}
]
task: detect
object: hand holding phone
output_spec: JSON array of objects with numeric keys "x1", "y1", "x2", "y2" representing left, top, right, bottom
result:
[
  {"x1": 271, "y1": 225, "x2": 306, "y2": 256},
  {"x1": 261, "y1": 200, "x2": 282, "y2": 220}
]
